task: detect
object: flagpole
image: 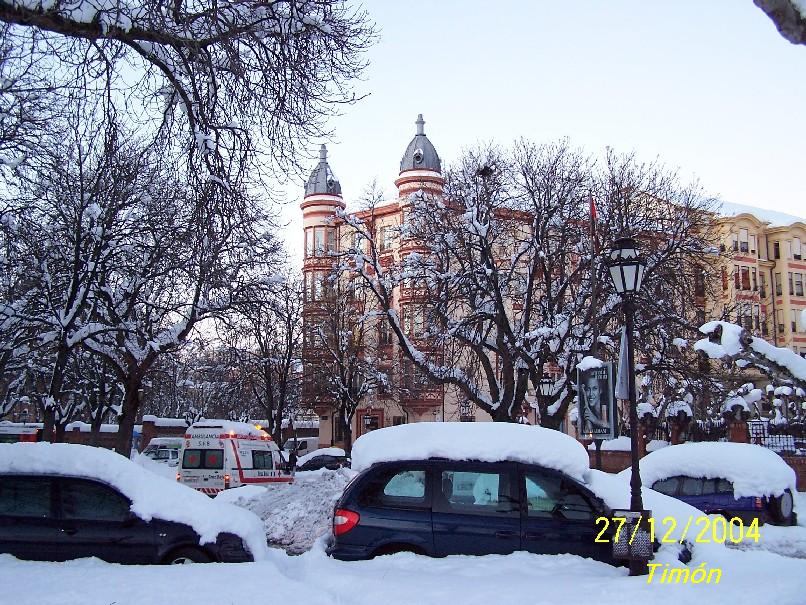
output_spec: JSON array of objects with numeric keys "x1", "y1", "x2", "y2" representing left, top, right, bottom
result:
[{"x1": 588, "y1": 192, "x2": 603, "y2": 464}]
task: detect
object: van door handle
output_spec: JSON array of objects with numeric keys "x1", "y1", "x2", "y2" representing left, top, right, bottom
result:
[
  {"x1": 495, "y1": 530, "x2": 517, "y2": 539},
  {"x1": 526, "y1": 531, "x2": 560, "y2": 540}
]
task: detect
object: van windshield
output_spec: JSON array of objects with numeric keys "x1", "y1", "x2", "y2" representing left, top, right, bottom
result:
[{"x1": 182, "y1": 449, "x2": 224, "y2": 469}]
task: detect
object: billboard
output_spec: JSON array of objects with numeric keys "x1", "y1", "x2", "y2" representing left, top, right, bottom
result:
[{"x1": 577, "y1": 362, "x2": 616, "y2": 440}]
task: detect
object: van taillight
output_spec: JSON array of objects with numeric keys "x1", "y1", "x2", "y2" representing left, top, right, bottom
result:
[
  {"x1": 224, "y1": 474, "x2": 231, "y2": 489},
  {"x1": 176, "y1": 473, "x2": 181, "y2": 482},
  {"x1": 755, "y1": 497, "x2": 763, "y2": 509},
  {"x1": 333, "y1": 509, "x2": 360, "y2": 536}
]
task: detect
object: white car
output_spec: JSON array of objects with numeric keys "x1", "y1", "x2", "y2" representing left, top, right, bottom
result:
[{"x1": 142, "y1": 437, "x2": 184, "y2": 467}]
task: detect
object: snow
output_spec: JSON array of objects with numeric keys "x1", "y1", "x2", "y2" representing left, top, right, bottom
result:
[
  {"x1": 64, "y1": 421, "x2": 118, "y2": 432},
  {"x1": 142, "y1": 415, "x2": 188, "y2": 427},
  {"x1": 632, "y1": 442, "x2": 797, "y2": 500},
  {"x1": 667, "y1": 400, "x2": 693, "y2": 418},
  {"x1": 637, "y1": 402, "x2": 657, "y2": 417},
  {"x1": 225, "y1": 468, "x2": 355, "y2": 554},
  {"x1": 577, "y1": 355, "x2": 603, "y2": 371},
  {"x1": 0, "y1": 443, "x2": 269, "y2": 560},
  {"x1": 132, "y1": 452, "x2": 178, "y2": 481},
  {"x1": 350, "y1": 423, "x2": 590, "y2": 481},
  {"x1": 717, "y1": 201, "x2": 805, "y2": 226},
  {"x1": 722, "y1": 396, "x2": 750, "y2": 414},
  {"x1": 296, "y1": 447, "x2": 346, "y2": 468},
  {"x1": 188, "y1": 419, "x2": 266, "y2": 438}
]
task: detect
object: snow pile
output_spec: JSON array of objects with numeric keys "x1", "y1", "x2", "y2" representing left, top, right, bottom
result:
[
  {"x1": 64, "y1": 422, "x2": 119, "y2": 433},
  {"x1": 636, "y1": 402, "x2": 657, "y2": 418},
  {"x1": 0, "y1": 443, "x2": 269, "y2": 560},
  {"x1": 229, "y1": 468, "x2": 355, "y2": 554},
  {"x1": 722, "y1": 396, "x2": 750, "y2": 414},
  {"x1": 577, "y1": 356, "x2": 603, "y2": 371},
  {"x1": 634, "y1": 442, "x2": 797, "y2": 499},
  {"x1": 142, "y1": 415, "x2": 188, "y2": 427},
  {"x1": 296, "y1": 447, "x2": 346, "y2": 468},
  {"x1": 350, "y1": 423, "x2": 590, "y2": 480},
  {"x1": 646, "y1": 440, "x2": 669, "y2": 452},
  {"x1": 587, "y1": 436, "x2": 630, "y2": 451},
  {"x1": 717, "y1": 200, "x2": 805, "y2": 226}
]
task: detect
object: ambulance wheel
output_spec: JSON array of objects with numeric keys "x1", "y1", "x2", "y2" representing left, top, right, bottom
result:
[{"x1": 164, "y1": 547, "x2": 211, "y2": 564}]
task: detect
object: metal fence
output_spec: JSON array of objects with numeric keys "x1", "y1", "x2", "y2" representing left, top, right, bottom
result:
[{"x1": 748, "y1": 420, "x2": 806, "y2": 456}]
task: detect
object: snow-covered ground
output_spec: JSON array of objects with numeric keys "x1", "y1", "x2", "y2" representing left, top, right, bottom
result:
[{"x1": 2, "y1": 538, "x2": 805, "y2": 605}]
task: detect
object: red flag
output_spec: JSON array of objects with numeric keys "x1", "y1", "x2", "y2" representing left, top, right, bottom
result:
[{"x1": 589, "y1": 195, "x2": 598, "y2": 222}]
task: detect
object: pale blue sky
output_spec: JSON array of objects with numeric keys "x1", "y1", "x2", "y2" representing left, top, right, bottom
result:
[{"x1": 281, "y1": 1, "x2": 806, "y2": 260}]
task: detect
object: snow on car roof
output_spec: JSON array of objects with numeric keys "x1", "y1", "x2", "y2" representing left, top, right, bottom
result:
[
  {"x1": 350, "y1": 423, "x2": 589, "y2": 480},
  {"x1": 187, "y1": 420, "x2": 268, "y2": 438},
  {"x1": 634, "y1": 442, "x2": 796, "y2": 499},
  {"x1": 296, "y1": 447, "x2": 346, "y2": 468},
  {"x1": 0, "y1": 443, "x2": 269, "y2": 560}
]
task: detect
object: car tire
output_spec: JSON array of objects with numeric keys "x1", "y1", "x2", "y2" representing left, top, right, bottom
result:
[
  {"x1": 770, "y1": 490, "x2": 795, "y2": 526},
  {"x1": 164, "y1": 547, "x2": 212, "y2": 564}
]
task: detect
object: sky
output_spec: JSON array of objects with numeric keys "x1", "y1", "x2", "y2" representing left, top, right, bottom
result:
[{"x1": 279, "y1": 1, "x2": 806, "y2": 263}]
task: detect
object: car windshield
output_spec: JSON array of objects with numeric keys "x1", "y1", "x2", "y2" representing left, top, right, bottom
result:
[{"x1": 146, "y1": 449, "x2": 172, "y2": 460}]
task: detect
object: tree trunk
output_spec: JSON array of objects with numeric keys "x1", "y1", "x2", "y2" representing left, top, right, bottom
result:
[
  {"x1": 41, "y1": 406, "x2": 55, "y2": 443},
  {"x1": 53, "y1": 421, "x2": 66, "y2": 443},
  {"x1": 114, "y1": 377, "x2": 141, "y2": 456}
]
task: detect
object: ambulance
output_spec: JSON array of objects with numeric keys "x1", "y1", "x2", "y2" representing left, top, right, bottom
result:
[{"x1": 178, "y1": 420, "x2": 294, "y2": 496}]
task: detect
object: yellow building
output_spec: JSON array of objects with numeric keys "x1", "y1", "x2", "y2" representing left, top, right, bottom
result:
[{"x1": 715, "y1": 207, "x2": 806, "y2": 357}]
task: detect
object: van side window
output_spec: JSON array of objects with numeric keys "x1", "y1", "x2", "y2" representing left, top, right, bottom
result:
[
  {"x1": 253, "y1": 450, "x2": 273, "y2": 470},
  {"x1": 524, "y1": 472, "x2": 595, "y2": 520},
  {"x1": 360, "y1": 468, "x2": 428, "y2": 508},
  {"x1": 0, "y1": 477, "x2": 53, "y2": 518},
  {"x1": 436, "y1": 468, "x2": 518, "y2": 517}
]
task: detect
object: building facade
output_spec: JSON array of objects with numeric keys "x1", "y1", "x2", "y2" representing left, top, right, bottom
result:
[{"x1": 301, "y1": 116, "x2": 806, "y2": 448}]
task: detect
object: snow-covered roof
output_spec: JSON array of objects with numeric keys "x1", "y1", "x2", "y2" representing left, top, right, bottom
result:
[
  {"x1": 188, "y1": 420, "x2": 267, "y2": 438},
  {"x1": 350, "y1": 423, "x2": 590, "y2": 480},
  {"x1": 634, "y1": 442, "x2": 796, "y2": 499},
  {"x1": 0, "y1": 443, "x2": 269, "y2": 560},
  {"x1": 142, "y1": 415, "x2": 188, "y2": 427},
  {"x1": 296, "y1": 447, "x2": 346, "y2": 467},
  {"x1": 717, "y1": 201, "x2": 805, "y2": 226}
]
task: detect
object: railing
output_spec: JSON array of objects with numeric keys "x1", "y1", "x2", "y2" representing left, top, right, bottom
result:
[{"x1": 748, "y1": 420, "x2": 806, "y2": 455}]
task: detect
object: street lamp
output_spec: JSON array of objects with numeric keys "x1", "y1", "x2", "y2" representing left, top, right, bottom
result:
[{"x1": 608, "y1": 237, "x2": 648, "y2": 576}]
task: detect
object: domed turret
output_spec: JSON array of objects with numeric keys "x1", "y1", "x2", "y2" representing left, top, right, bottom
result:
[
  {"x1": 305, "y1": 145, "x2": 342, "y2": 197},
  {"x1": 395, "y1": 114, "x2": 444, "y2": 197}
]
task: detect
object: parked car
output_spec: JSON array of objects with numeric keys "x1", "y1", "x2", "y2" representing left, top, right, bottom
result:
[
  {"x1": 327, "y1": 423, "x2": 697, "y2": 563},
  {"x1": 282, "y1": 436, "x2": 320, "y2": 458},
  {"x1": 296, "y1": 447, "x2": 350, "y2": 472},
  {"x1": 0, "y1": 442, "x2": 269, "y2": 564},
  {"x1": 629, "y1": 442, "x2": 798, "y2": 526},
  {"x1": 141, "y1": 437, "x2": 184, "y2": 467}
]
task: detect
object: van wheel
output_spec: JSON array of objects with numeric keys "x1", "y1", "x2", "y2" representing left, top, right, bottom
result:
[
  {"x1": 770, "y1": 491, "x2": 795, "y2": 525},
  {"x1": 164, "y1": 547, "x2": 211, "y2": 564},
  {"x1": 372, "y1": 544, "x2": 425, "y2": 558}
]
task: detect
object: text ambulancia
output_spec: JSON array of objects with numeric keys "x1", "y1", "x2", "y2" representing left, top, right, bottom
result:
[{"x1": 178, "y1": 421, "x2": 293, "y2": 496}]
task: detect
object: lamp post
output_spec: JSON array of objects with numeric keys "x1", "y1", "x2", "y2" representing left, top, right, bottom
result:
[
  {"x1": 537, "y1": 376, "x2": 552, "y2": 426},
  {"x1": 607, "y1": 237, "x2": 647, "y2": 576}
]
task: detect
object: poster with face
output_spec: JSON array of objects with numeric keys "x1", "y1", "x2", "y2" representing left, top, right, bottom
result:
[{"x1": 577, "y1": 362, "x2": 615, "y2": 440}]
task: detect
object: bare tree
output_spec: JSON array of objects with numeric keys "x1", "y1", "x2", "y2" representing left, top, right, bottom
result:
[
  {"x1": 755, "y1": 0, "x2": 806, "y2": 45},
  {"x1": 302, "y1": 272, "x2": 385, "y2": 454},
  {"x1": 342, "y1": 141, "x2": 724, "y2": 425}
]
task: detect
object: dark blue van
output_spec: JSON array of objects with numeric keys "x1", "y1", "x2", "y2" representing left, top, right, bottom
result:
[
  {"x1": 648, "y1": 475, "x2": 796, "y2": 525},
  {"x1": 328, "y1": 458, "x2": 619, "y2": 562}
]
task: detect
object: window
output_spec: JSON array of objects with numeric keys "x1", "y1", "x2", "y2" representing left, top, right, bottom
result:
[
  {"x1": 404, "y1": 305, "x2": 428, "y2": 338},
  {"x1": 392, "y1": 415, "x2": 406, "y2": 426},
  {"x1": 777, "y1": 309, "x2": 784, "y2": 334},
  {"x1": 305, "y1": 271, "x2": 328, "y2": 302},
  {"x1": 60, "y1": 480, "x2": 130, "y2": 522},
  {"x1": 305, "y1": 227, "x2": 337, "y2": 257},
  {"x1": 694, "y1": 267, "x2": 705, "y2": 297},
  {"x1": 792, "y1": 309, "x2": 799, "y2": 333},
  {"x1": 459, "y1": 400, "x2": 475, "y2": 422},
  {"x1": 360, "y1": 467, "x2": 428, "y2": 508},
  {"x1": 796, "y1": 273, "x2": 804, "y2": 297},
  {"x1": 378, "y1": 225, "x2": 395, "y2": 252},
  {"x1": 789, "y1": 272, "x2": 795, "y2": 296},
  {"x1": 716, "y1": 479, "x2": 733, "y2": 494},
  {"x1": 0, "y1": 477, "x2": 52, "y2": 518},
  {"x1": 402, "y1": 359, "x2": 430, "y2": 391},
  {"x1": 378, "y1": 321, "x2": 393, "y2": 346},
  {"x1": 679, "y1": 477, "x2": 703, "y2": 497},
  {"x1": 253, "y1": 450, "x2": 273, "y2": 470},
  {"x1": 794, "y1": 237, "x2": 802, "y2": 260},
  {"x1": 750, "y1": 234, "x2": 757, "y2": 254},
  {"x1": 739, "y1": 228, "x2": 749, "y2": 253},
  {"x1": 774, "y1": 241, "x2": 780, "y2": 259},
  {"x1": 741, "y1": 267, "x2": 751, "y2": 291},
  {"x1": 751, "y1": 268, "x2": 757, "y2": 291},
  {"x1": 651, "y1": 477, "x2": 680, "y2": 497},
  {"x1": 760, "y1": 273, "x2": 767, "y2": 298},
  {"x1": 181, "y1": 449, "x2": 224, "y2": 470},
  {"x1": 524, "y1": 472, "x2": 594, "y2": 521},
  {"x1": 753, "y1": 305, "x2": 761, "y2": 331},
  {"x1": 731, "y1": 233, "x2": 739, "y2": 252},
  {"x1": 438, "y1": 469, "x2": 518, "y2": 517},
  {"x1": 775, "y1": 272, "x2": 783, "y2": 296}
]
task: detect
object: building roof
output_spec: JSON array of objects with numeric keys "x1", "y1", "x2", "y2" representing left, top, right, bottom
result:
[
  {"x1": 399, "y1": 114, "x2": 442, "y2": 174},
  {"x1": 718, "y1": 200, "x2": 805, "y2": 227},
  {"x1": 305, "y1": 145, "x2": 342, "y2": 197}
]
